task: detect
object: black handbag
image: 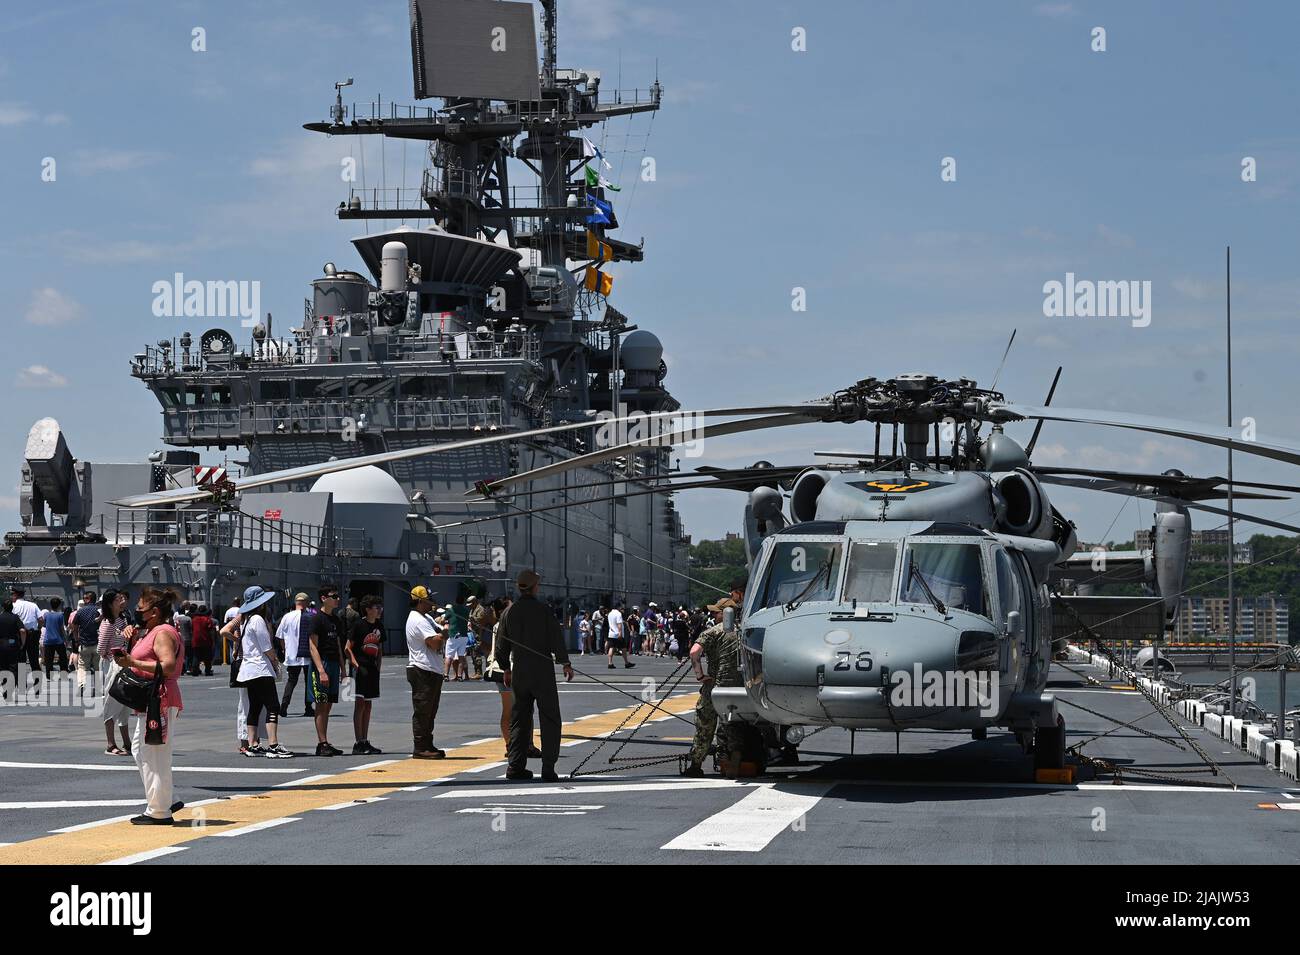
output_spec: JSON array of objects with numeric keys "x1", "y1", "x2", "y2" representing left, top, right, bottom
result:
[{"x1": 108, "y1": 660, "x2": 161, "y2": 712}]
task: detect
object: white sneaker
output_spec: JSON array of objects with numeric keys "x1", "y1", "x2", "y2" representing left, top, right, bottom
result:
[{"x1": 265, "y1": 743, "x2": 294, "y2": 758}]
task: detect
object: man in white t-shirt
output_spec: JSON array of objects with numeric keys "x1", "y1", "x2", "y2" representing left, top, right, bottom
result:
[
  {"x1": 276, "y1": 593, "x2": 314, "y2": 717},
  {"x1": 605, "y1": 602, "x2": 633, "y2": 670},
  {"x1": 10, "y1": 588, "x2": 40, "y2": 675},
  {"x1": 405, "y1": 586, "x2": 447, "y2": 759}
]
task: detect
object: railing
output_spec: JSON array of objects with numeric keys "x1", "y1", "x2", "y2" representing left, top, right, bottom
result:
[
  {"x1": 113, "y1": 510, "x2": 370, "y2": 556},
  {"x1": 163, "y1": 396, "x2": 507, "y2": 440},
  {"x1": 340, "y1": 87, "x2": 661, "y2": 125},
  {"x1": 133, "y1": 324, "x2": 541, "y2": 378}
]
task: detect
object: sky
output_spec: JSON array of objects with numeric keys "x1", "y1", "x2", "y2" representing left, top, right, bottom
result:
[{"x1": 2, "y1": 0, "x2": 1299, "y2": 548}]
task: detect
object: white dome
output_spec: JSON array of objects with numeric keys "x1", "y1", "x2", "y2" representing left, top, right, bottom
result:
[
  {"x1": 310, "y1": 465, "x2": 408, "y2": 505},
  {"x1": 620, "y1": 329, "x2": 663, "y2": 372}
]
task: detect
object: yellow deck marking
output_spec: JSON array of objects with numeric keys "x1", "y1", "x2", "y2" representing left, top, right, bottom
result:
[{"x1": 0, "y1": 692, "x2": 699, "y2": 865}]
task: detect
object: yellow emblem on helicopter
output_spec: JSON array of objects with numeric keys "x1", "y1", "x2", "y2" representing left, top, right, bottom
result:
[{"x1": 865, "y1": 480, "x2": 931, "y2": 493}]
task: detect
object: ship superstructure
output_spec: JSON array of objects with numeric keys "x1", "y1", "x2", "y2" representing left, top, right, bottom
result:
[{"x1": 0, "y1": 0, "x2": 689, "y2": 639}]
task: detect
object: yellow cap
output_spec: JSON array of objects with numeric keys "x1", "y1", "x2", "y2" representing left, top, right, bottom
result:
[{"x1": 410, "y1": 585, "x2": 431, "y2": 601}]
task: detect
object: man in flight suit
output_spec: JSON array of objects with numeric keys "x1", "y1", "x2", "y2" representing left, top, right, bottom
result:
[
  {"x1": 497, "y1": 569, "x2": 574, "y2": 782},
  {"x1": 683, "y1": 596, "x2": 744, "y2": 778}
]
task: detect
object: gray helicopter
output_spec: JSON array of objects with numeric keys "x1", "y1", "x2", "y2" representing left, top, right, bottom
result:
[{"x1": 114, "y1": 372, "x2": 1300, "y2": 772}]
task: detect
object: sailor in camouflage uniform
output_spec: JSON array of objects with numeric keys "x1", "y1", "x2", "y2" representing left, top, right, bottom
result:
[{"x1": 683, "y1": 596, "x2": 743, "y2": 777}]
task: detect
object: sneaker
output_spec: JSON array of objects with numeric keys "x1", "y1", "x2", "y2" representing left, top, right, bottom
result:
[
  {"x1": 351, "y1": 741, "x2": 369, "y2": 755},
  {"x1": 326, "y1": 743, "x2": 344, "y2": 756},
  {"x1": 265, "y1": 743, "x2": 294, "y2": 758},
  {"x1": 315, "y1": 742, "x2": 336, "y2": 757},
  {"x1": 362, "y1": 742, "x2": 383, "y2": 755},
  {"x1": 608, "y1": 664, "x2": 615, "y2": 669},
  {"x1": 413, "y1": 749, "x2": 445, "y2": 760},
  {"x1": 624, "y1": 662, "x2": 636, "y2": 669},
  {"x1": 169, "y1": 801, "x2": 185, "y2": 813},
  {"x1": 130, "y1": 814, "x2": 174, "y2": 826},
  {"x1": 244, "y1": 742, "x2": 266, "y2": 757}
]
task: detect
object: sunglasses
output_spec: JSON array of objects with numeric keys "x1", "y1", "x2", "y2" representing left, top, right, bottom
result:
[{"x1": 323, "y1": 593, "x2": 340, "y2": 599}]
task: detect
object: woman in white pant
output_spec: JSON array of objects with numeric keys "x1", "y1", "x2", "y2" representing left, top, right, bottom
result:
[{"x1": 112, "y1": 586, "x2": 185, "y2": 826}]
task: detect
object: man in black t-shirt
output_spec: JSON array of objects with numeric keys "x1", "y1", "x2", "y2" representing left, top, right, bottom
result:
[
  {"x1": 307, "y1": 586, "x2": 346, "y2": 756},
  {"x1": 346, "y1": 595, "x2": 384, "y2": 756}
]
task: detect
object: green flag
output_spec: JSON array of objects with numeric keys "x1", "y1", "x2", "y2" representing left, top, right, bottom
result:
[{"x1": 584, "y1": 164, "x2": 620, "y2": 192}]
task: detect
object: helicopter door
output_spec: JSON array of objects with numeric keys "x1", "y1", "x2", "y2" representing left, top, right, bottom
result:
[
  {"x1": 1010, "y1": 551, "x2": 1039, "y2": 657},
  {"x1": 993, "y1": 549, "x2": 1023, "y2": 672}
]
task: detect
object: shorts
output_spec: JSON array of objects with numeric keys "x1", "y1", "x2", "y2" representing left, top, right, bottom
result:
[
  {"x1": 445, "y1": 636, "x2": 469, "y2": 660},
  {"x1": 354, "y1": 662, "x2": 380, "y2": 700},
  {"x1": 607, "y1": 637, "x2": 626, "y2": 651},
  {"x1": 310, "y1": 661, "x2": 340, "y2": 705}
]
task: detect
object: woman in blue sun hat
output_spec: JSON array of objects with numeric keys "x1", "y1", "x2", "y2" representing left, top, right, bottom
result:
[{"x1": 228, "y1": 585, "x2": 293, "y2": 758}]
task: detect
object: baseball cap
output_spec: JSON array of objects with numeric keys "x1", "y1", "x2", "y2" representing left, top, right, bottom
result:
[
  {"x1": 516, "y1": 569, "x2": 541, "y2": 590},
  {"x1": 294, "y1": 592, "x2": 309, "y2": 603},
  {"x1": 706, "y1": 597, "x2": 738, "y2": 612},
  {"x1": 466, "y1": 595, "x2": 478, "y2": 604},
  {"x1": 410, "y1": 585, "x2": 431, "y2": 601}
]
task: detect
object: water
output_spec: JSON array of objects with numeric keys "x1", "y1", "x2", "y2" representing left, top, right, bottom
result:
[{"x1": 1177, "y1": 668, "x2": 1300, "y2": 716}]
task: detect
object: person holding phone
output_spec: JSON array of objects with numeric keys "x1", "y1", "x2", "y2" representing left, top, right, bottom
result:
[{"x1": 113, "y1": 587, "x2": 185, "y2": 825}]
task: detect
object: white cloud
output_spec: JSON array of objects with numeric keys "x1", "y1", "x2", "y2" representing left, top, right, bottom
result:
[
  {"x1": 1096, "y1": 223, "x2": 1136, "y2": 249},
  {"x1": 0, "y1": 102, "x2": 68, "y2": 126},
  {"x1": 70, "y1": 149, "x2": 166, "y2": 173},
  {"x1": 0, "y1": 102, "x2": 35, "y2": 125},
  {"x1": 24, "y1": 287, "x2": 83, "y2": 326},
  {"x1": 16, "y1": 365, "x2": 68, "y2": 389},
  {"x1": 1172, "y1": 276, "x2": 1215, "y2": 301}
]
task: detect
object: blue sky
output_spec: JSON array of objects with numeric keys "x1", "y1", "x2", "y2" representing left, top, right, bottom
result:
[{"x1": 2, "y1": 0, "x2": 1299, "y2": 546}]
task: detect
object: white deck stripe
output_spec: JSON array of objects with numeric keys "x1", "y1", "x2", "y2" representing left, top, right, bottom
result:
[
  {"x1": 314, "y1": 797, "x2": 388, "y2": 811},
  {"x1": 434, "y1": 778, "x2": 763, "y2": 799},
  {"x1": 0, "y1": 761, "x2": 302, "y2": 774},
  {"x1": 211, "y1": 817, "x2": 301, "y2": 837},
  {"x1": 0, "y1": 799, "x2": 143, "y2": 810},
  {"x1": 101, "y1": 846, "x2": 188, "y2": 865},
  {"x1": 662, "y1": 784, "x2": 832, "y2": 852}
]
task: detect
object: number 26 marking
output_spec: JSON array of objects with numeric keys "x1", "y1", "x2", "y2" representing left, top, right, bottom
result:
[{"x1": 834, "y1": 651, "x2": 873, "y2": 672}]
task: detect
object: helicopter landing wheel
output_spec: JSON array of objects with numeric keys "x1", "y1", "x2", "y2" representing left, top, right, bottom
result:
[{"x1": 1033, "y1": 716, "x2": 1066, "y2": 771}]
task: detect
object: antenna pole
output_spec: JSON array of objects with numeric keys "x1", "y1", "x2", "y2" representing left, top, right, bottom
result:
[
  {"x1": 1226, "y1": 245, "x2": 1237, "y2": 716},
  {"x1": 541, "y1": 0, "x2": 557, "y2": 87}
]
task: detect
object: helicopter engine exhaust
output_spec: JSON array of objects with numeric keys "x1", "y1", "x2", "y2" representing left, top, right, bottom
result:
[
  {"x1": 993, "y1": 468, "x2": 1048, "y2": 537},
  {"x1": 790, "y1": 469, "x2": 833, "y2": 523}
]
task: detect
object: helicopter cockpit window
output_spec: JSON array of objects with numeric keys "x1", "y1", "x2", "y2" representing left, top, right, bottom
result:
[
  {"x1": 755, "y1": 540, "x2": 842, "y2": 611},
  {"x1": 901, "y1": 542, "x2": 988, "y2": 618},
  {"x1": 995, "y1": 548, "x2": 1022, "y2": 620},
  {"x1": 842, "y1": 542, "x2": 898, "y2": 604}
]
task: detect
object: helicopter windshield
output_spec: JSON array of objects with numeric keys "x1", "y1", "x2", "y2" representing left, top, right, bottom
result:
[
  {"x1": 900, "y1": 541, "x2": 988, "y2": 618},
  {"x1": 842, "y1": 541, "x2": 898, "y2": 604},
  {"x1": 755, "y1": 540, "x2": 842, "y2": 610}
]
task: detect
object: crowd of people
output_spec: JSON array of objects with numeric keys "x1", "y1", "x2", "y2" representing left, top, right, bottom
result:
[{"x1": 0, "y1": 574, "x2": 750, "y2": 825}]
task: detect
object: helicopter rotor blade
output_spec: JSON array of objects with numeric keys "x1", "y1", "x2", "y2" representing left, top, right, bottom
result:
[
  {"x1": 1023, "y1": 366, "x2": 1061, "y2": 458},
  {"x1": 111, "y1": 403, "x2": 829, "y2": 508},
  {"x1": 990, "y1": 328, "x2": 1016, "y2": 392},
  {"x1": 1035, "y1": 474, "x2": 1284, "y2": 502},
  {"x1": 1033, "y1": 467, "x2": 1300, "y2": 500},
  {"x1": 1182, "y1": 501, "x2": 1300, "y2": 535},
  {"x1": 994, "y1": 403, "x2": 1300, "y2": 468},
  {"x1": 473, "y1": 412, "x2": 822, "y2": 496},
  {"x1": 432, "y1": 476, "x2": 769, "y2": 531}
]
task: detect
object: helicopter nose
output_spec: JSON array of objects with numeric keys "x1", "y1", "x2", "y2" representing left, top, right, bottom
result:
[{"x1": 758, "y1": 612, "x2": 966, "y2": 723}]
